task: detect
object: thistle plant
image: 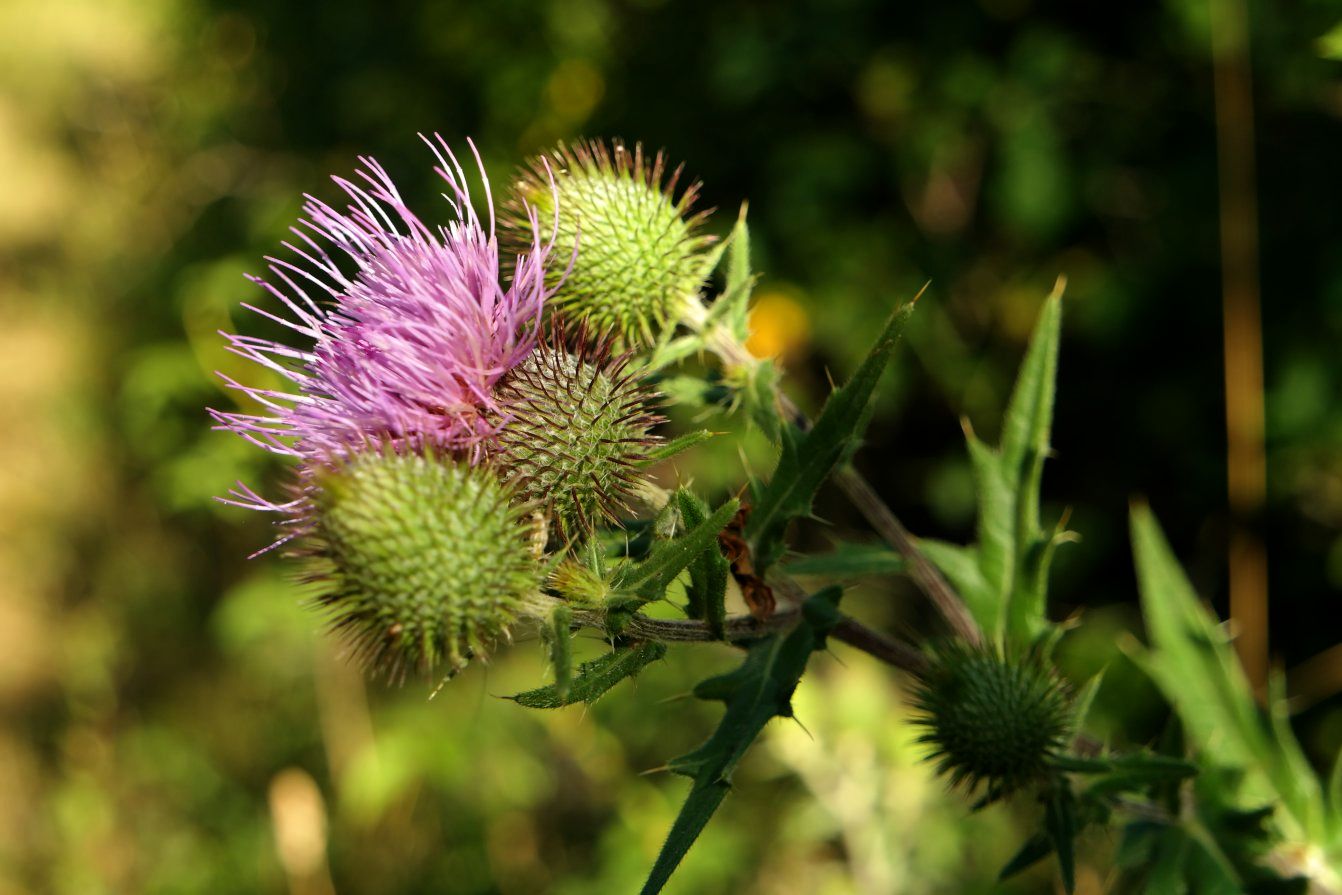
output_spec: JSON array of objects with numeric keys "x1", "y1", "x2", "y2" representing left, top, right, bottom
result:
[{"x1": 215, "y1": 134, "x2": 1342, "y2": 894}]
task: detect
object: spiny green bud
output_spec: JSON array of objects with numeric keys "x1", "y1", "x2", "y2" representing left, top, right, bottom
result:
[
  {"x1": 505, "y1": 139, "x2": 715, "y2": 345},
  {"x1": 306, "y1": 450, "x2": 541, "y2": 681},
  {"x1": 913, "y1": 644, "x2": 1072, "y2": 802},
  {"x1": 490, "y1": 335, "x2": 663, "y2": 538}
]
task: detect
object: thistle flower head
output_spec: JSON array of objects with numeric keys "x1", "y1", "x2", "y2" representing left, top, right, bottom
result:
[
  {"x1": 504, "y1": 139, "x2": 714, "y2": 345},
  {"x1": 212, "y1": 134, "x2": 556, "y2": 467},
  {"x1": 913, "y1": 643, "x2": 1072, "y2": 802},
  {"x1": 488, "y1": 326, "x2": 663, "y2": 538},
  {"x1": 305, "y1": 448, "x2": 541, "y2": 680}
]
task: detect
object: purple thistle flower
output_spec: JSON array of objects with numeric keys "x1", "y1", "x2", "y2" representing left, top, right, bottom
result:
[{"x1": 211, "y1": 135, "x2": 557, "y2": 513}]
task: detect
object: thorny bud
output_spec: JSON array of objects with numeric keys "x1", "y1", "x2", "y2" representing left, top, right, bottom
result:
[
  {"x1": 489, "y1": 331, "x2": 663, "y2": 539},
  {"x1": 306, "y1": 449, "x2": 542, "y2": 680},
  {"x1": 505, "y1": 139, "x2": 715, "y2": 345},
  {"x1": 913, "y1": 643, "x2": 1072, "y2": 803}
]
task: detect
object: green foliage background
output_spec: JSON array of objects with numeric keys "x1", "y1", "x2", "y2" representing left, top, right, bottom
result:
[{"x1": 3, "y1": 0, "x2": 1341, "y2": 891}]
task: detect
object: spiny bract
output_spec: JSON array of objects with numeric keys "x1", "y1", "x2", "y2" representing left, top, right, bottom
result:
[
  {"x1": 308, "y1": 450, "x2": 540, "y2": 680},
  {"x1": 913, "y1": 644, "x2": 1072, "y2": 802},
  {"x1": 489, "y1": 335, "x2": 662, "y2": 538},
  {"x1": 505, "y1": 139, "x2": 715, "y2": 345}
]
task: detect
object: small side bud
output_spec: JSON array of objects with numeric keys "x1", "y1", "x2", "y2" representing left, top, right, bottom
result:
[
  {"x1": 505, "y1": 139, "x2": 715, "y2": 345},
  {"x1": 306, "y1": 450, "x2": 541, "y2": 680},
  {"x1": 913, "y1": 644, "x2": 1072, "y2": 803}
]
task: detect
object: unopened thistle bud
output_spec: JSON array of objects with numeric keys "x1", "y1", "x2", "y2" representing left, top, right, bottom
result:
[
  {"x1": 913, "y1": 644, "x2": 1072, "y2": 802},
  {"x1": 489, "y1": 333, "x2": 663, "y2": 538},
  {"x1": 505, "y1": 139, "x2": 715, "y2": 345},
  {"x1": 307, "y1": 450, "x2": 541, "y2": 680}
]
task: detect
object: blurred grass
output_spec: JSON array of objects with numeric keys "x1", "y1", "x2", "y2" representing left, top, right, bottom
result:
[{"x1": 2, "y1": 0, "x2": 1341, "y2": 892}]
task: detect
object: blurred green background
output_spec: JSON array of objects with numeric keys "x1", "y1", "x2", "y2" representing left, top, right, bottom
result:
[{"x1": 4, "y1": 0, "x2": 1342, "y2": 892}]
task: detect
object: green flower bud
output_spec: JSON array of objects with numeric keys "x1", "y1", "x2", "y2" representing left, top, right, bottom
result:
[
  {"x1": 505, "y1": 139, "x2": 715, "y2": 345},
  {"x1": 307, "y1": 450, "x2": 541, "y2": 680},
  {"x1": 490, "y1": 335, "x2": 662, "y2": 538},
  {"x1": 913, "y1": 644, "x2": 1072, "y2": 802}
]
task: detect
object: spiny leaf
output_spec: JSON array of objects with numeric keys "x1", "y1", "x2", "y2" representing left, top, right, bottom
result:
[
  {"x1": 964, "y1": 427, "x2": 1014, "y2": 639},
  {"x1": 703, "y1": 226, "x2": 756, "y2": 341},
  {"x1": 999, "y1": 831, "x2": 1053, "y2": 881},
  {"x1": 1044, "y1": 781, "x2": 1078, "y2": 894},
  {"x1": 1069, "y1": 669, "x2": 1104, "y2": 735},
  {"x1": 1130, "y1": 505, "x2": 1326, "y2": 842},
  {"x1": 616, "y1": 497, "x2": 738, "y2": 601},
  {"x1": 510, "y1": 641, "x2": 667, "y2": 709},
  {"x1": 784, "y1": 541, "x2": 906, "y2": 578},
  {"x1": 640, "y1": 587, "x2": 842, "y2": 895},
  {"x1": 677, "y1": 489, "x2": 729, "y2": 638},
  {"x1": 745, "y1": 299, "x2": 917, "y2": 574},
  {"x1": 1001, "y1": 280, "x2": 1064, "y2": 644},
  {"x1": 918, "y1": 539, "x2": 991, "y2": 614},
  {"x1": 946, "y1": 281, "x2": 1066, "y2": 649}
]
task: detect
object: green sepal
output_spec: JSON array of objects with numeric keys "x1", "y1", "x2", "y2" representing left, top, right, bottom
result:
[
  {"x1": 509, "y1": 641, "x2": 667, "y2": 709},
  {"x1": 638, "y1": 429, "x2": 715, "y2": 467}
]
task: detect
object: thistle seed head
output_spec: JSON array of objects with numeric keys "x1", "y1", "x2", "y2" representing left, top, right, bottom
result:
[
  {"x1": 504, "y1": 139, "x2": 715, "y2": 345},
  {"x1": 489, "y1": 329, "x2": 663, "y2": 538},
  {"x1": 305, "y1": 449, "x2": 541, "y2": 681},
  {"x1": 913, "y1": 644, "x2": 1072, "y2": 802}
]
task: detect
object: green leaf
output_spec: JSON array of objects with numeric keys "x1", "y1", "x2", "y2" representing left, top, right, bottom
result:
[
  {"x1": 639, "y1": 430, "x2": 715, "y2": 466},
  {"x1": 745, "y1": 300, "x2": 916, "y2": 574},
  {"x1": 965, "y1": 428, "x2": 1015, "y2": 638},
  {"x1": 999, "y1": 831, "x2": 1053, "y2": 881},
  {"x1": 1069, "y1": 669, "x2": 1105, "y2": 735},
  {"x1": 676, "y1": 490, "x2": 729, "y2": 637},
  {"x1": 1001, "y1": 282, "x2": 1063, "y2": 644},
  {"x1": 918, "y1": 539, "x2": 991, "y2": 614},
  {"x1": 733, "y1": 357, "x2": 784, "y2": 438},
  {"x1": 1130, "y1": 505, "x2": 1326, "y2": 843},
  {"x1": 783, "y1": 541, "x2": 905, "y2": 578},
  {"x1": 707, "y1": 203, "x2": 754, "y2": 341},
  {"x1": 640, "y1": 588, "x2": 842, "y2": 895},
  {"x1": 1044, "y1": 781, "x2": 1078, "y2": 894},
  {"x1": 616, "y1": 497, "x2": 738, "y2": 602},
  {"x1": 938, "y1": 282, "x2": 1067, "y2": 648},
  {"x1": 510, "y1": 641, "x2": 667, "y2": 708}
]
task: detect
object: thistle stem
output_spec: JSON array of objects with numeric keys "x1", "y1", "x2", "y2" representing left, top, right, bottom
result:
[
  {"x1": 830, "y1": 465, "x2": 982, "y2": 646},
  {"x1": 583, "y1": 607, "x2": 927, "y2": 675}
]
